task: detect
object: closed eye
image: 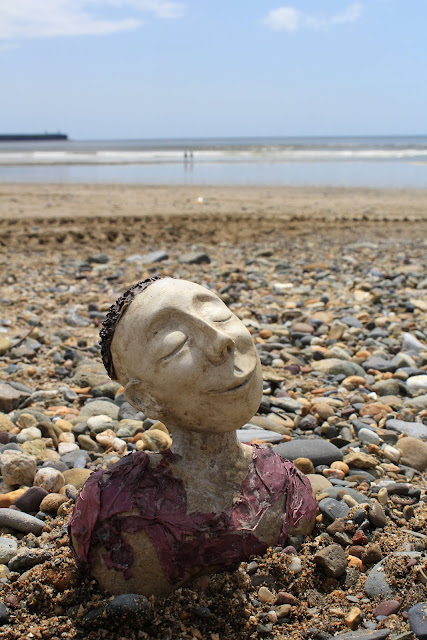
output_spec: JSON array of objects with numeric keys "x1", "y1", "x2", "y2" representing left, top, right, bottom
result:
[
  {"x1": 213, "y1": 315, "x2": 232, "y2": 323},
  {"x1": 161, "y1": 337, "x2": 188, "y2": 361}
]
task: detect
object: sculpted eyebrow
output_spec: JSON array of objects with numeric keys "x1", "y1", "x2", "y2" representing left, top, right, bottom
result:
[
  {"x1": 193, "y1": 292, "x2": 222, "y2": 307},
  {"x1": 145, "y1": 309, "x2": 174, "y2": 339}
]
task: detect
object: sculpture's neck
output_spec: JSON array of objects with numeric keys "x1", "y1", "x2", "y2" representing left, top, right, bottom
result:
[
  {"x1": 168, "y1": 428, "x2": 251, "y2": 513},
  {"x1": 169, "y1": 428, "x2": 246, "y2": 474}
]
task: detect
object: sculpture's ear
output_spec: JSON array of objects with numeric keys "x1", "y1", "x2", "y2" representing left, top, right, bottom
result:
[{"x1": 124, "y1": 378, "x2": 163, "y2": 419}]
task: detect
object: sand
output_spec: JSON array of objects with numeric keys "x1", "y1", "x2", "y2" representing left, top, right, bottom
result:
[{"x1": 0, "y1": 184, "x2": 426, "y2": 251}]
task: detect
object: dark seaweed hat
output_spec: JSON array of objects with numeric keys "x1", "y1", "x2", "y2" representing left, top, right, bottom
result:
[{"x1": 99, "y1": 276, "x2": 162, "y2": 381}]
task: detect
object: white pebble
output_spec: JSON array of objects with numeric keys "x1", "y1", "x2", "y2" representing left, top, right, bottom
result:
[
  {"x1": 33, "y1": 467, "x2": 65, "y2": 493},
  {"x1": 16, "y1": 427, "x2": 42, "y2": 443},
  {"x1": 58, "y1": 442, "x2": 79, "y2": 456},
  {"x1": 87, "y1": 415, "x2": 113, "y2": 429},
  {"x1": 96, "y1": 429, "x2": 116, "y2": 447},
  {"x1": 112, "y1": 437, "x2": 127, "y2": 454},
  {"x1": 58, "y1": 432, "x2": 75, "y2": 444},
  {"x1": 383, "y1": 445, "x2": 401, "y2": 463},
  {"x1": 288, "y1": 556, "x2": 302, "y2": 573}
]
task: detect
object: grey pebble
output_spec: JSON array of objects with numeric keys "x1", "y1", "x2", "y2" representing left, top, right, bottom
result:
[
  {"x1": 318, "y1": 498, "x2": 350, "y2": 521},
  {"x1": 386, "y1": 419, "x2": 427, "y2": 441},
  {"x1": 364, "y1": 552, "x2": 421, "y2": 598},
  {"x1": 79, "y1": 400, "x2": 119, "y2": 420},
  {"x1": 408, "y1": 602, "x2": 427, "y2": 640},
  {"x1": 274, "y1": 439, "x2": 343, "y2": 466},
  {"x1": 358, "y1": 428, "x2": 381, "y2": 446},
  {"x1": 0, "y1": 602, "x2": 10, "y2": 625},
  {"x1": 0, "y1": 537, "x2": 18, "y2": 564},
  {"x1": 368, "y1": 501, "x2": 388, "y2": 529},
  {"x1": 237, "y1": 428, "x2": 284, "y2": 444},
  {"x1": 331, "y1": 630, "x2": 390, "y2": 640},
  {"x1": 178, "y1": 251, "x2": 211, "y2": 264},
  {"x1": 8, "y1": 548, "x2": 51, "y2": 572},
  {"x1": 0, "y1": 508, "x2": 45, "y2": 535},
  {"x1": 322, "y1": 487, "x2": 371, "y2": 505}
]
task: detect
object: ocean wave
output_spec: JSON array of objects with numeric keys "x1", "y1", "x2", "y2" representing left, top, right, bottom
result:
[{"x1": 1, "y1": 145, "x2": 427, "y2": 165}]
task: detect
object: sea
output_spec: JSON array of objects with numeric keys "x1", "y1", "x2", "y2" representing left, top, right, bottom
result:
[{"x1": 0, "y1": 135, "x2": 426, "y2": 188}]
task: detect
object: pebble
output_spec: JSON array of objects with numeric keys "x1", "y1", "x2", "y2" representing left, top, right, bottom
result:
[
  {"x1": 314, "y1": 543, "x2": 347, "y2": 577},
  {"x1": 319, "y1": 498, "x2": 351, "y2": 521},
  {"x1": 82, "y1": 593, "x2": 149, "y2": 624},
  {"x1": 386, "y1": 419, "x2": 427, "y2": 440},
  {"x1": 39, "y1": 493, "x2": 68, "y2": 513},
  {"x1": 343, "y1": 452, "x2": 378, "y2": 469},
  {"x1": 8, "y1": 548, "x2": 51, "y2": 572},
  {"x1": 364, "y1": 552, "x2": 421, "y2": 598},
  {"x1": 79, "y1": 400, "x2": 120, "y2": 420},
  {"x1": 368, "y1": 501, "x2": 388, "y2": 529},
  {"x1": 178, "y1": 251, "x2": 211, "y2": 264},
  {"x1": 0, "y1": 508, "x2": 45, "y2": 535},
  {"x1": 14, "y1": 486, "x2": 48, "y2": 513},
  {"x1": 33, "y1": 467, "x2": 65, "y2": 493},
  {"x1": 358, "y1": 428, "x2": 381, "y2": 446},
  {"x1": 0, "y1": 383, "x2": 29, "y2": 413},
  {"x1": 395, "y1": 437, "x2": 427, "y2": 471},
  {"x1": 62, "y1": 468, "x2": 92, "y2": 489},
  {"x1": 293, "y1": 457, "x2": 315, "y2": 474},
  {"x1": 406, "y1": 374, "x2": 427, "y2": 392},
  {"x1": 332, "y1": 631, "x2": 391, "y2": 640},
  {"x1": 16, "y1": 426, "x2": 42, "y2": 443},
  {"x1": 373, "y1": 600, "x2": 400, "y2": 617},
  {"x1": 0, "y1": 451, "x2": 37, "y2": 486},
  {"x1": 258, "y1": 586, "x2": 275, "y2": 603},
  {"x1": 0, "y1": 602, "x2": 10, "y2": 625},
  {"x1": 0, "y1": 537, "x2": 18, "y2": 564},
  {"x1": 408, "y1": 602, "x2": 427, "y2": 640},
  {"x1": 274, "y1": 439, "x2": 343, "y2": 466}
]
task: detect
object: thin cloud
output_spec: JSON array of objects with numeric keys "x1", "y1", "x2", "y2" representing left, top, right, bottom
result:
[
  {"x1": 0, "y1": 0, "x2": 184, "y2": 41},
  {"x1": 263, "y1": 3, "x2": 363, "y2": 32}
]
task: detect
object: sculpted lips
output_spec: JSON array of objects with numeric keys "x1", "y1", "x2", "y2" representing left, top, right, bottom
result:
[{"x1": 210, "y1": 367, "x2": 256, "y2": 394}]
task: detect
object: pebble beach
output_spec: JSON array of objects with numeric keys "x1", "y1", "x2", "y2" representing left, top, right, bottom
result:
[{"x1": 0, "y1": 183, "x2": 427, "y2": 640}]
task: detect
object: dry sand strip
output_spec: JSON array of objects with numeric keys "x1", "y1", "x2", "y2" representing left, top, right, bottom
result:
[
  {"x1": 0, "y1": 184, "x2": 426, "y2": 250},
  {"x1": 0, "y1": 183, "x2": 427, "y2": 221}
]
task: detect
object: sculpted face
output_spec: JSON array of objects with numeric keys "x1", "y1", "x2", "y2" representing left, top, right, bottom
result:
[{"x1": 111, "y1": 278, "x2": 263, "y2": 432}]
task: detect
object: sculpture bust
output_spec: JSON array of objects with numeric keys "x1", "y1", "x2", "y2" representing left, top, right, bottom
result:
[{"x1": 69, "y1": 277, "x2": 316, "y2": 596}]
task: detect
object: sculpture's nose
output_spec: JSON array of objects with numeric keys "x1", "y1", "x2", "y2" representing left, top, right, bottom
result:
[{"x1": 203, "y1": 323, "x2": 235, "y2": 365}]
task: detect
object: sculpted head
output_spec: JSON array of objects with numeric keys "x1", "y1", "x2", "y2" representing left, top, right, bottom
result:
[{"x1": 100, "y1": 277, "x2": 263, "y2": 433}]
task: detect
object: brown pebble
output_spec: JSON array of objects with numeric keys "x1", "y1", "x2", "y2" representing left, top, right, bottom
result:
[
  {"x1": 330, "y1": 461, "x2": 349, "y2": 475},
  {"x1": 258, "y1": 586, "x2": 275, "y2": 603},
  {"x1": 361, "y1": 543, "x2": 382, "y2": 564},
  {"x1": 403, "y1": 504, "x2": 415, "y2": 520},
  {"x1": 293, "y1": 457, "x2": 315, "y2": 474},
  {"x1": 352, "y1": 530, "x2": 368, "y2": 545},
  {"x1": 326, "y1": 519, "x2": 346, "y2": 535},
  {"x1": 275, "y1": 592, "x2": 300, "y2": 606},
  {"x1": 314, "y1": 544, "x2": 347, "y2": 578},
  {"x1": 347, "y1": 556, "x2": 364, "y2": 570},
  {"x1": 373, "y1": 600, "x2": 401, "y2": 618},
  {"x1": 275, "y1": 604, "x2": 291, "y2": 618},
  {"x1": 345, "y1": 607, "x2": 362, "y2": 629},
  {"x1": 39, "y1": 493, "x2": 68, "y2": 513}
]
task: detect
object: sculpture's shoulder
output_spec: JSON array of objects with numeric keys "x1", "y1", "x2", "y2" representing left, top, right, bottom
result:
[{"x1": 249, "y1": 444, "x2": 317, "y2": 530}]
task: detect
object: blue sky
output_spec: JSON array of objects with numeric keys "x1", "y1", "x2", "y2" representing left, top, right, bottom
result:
[{"x1": 1, "y1": 1, "x2": 426, "y2": 139}]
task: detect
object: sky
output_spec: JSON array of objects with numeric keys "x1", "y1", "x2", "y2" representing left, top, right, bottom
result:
[{"x1": 1, "y1": 0, "x2": 426, "y2": 139}]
